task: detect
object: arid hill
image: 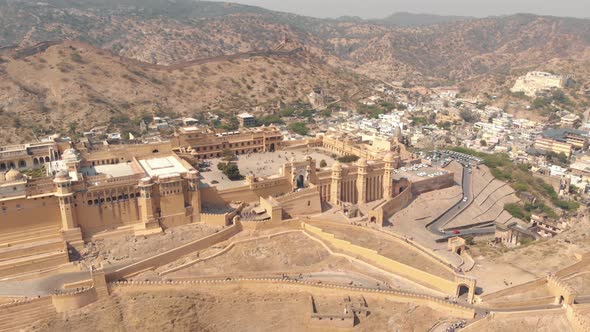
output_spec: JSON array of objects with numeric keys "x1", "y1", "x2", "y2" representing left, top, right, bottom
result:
[
  {"x1": 0, "y1": 40, "x2": 368, "y2": 143},
  {"x1": 2, "y1": 1, "x2": 590, "y2": 86},
  {"x1": 1, "y1": 1, "x2": 590, "y2": 141}
]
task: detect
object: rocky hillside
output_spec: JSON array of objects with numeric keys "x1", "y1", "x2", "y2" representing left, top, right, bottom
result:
[
  {"x1": 1, "y1": 1, "x2": 590, "y2": 141},
  {"x1": 2, "y1": 1, "x2": 589, "y2": 86},
  {"x1": 0, "y1": 40, "x2": 368, "y2": 143}
]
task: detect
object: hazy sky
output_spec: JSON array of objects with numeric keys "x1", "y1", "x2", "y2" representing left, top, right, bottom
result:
[{"x1": 222, "y1": 0, "x2": 589, "y2": 19}]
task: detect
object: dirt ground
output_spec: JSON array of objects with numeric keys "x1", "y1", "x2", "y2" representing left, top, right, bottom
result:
[
  {"x1": 308, "y1": 221, "x2": 456, "y2": 281},
  {"x1": 462, "y1": 312, "x2": 572, "y2": 332},
  {"x1": 78, "y1": 223, "x2": 221, "y2": 268},
  {"x1": 153, "y1": 230, "x2": 435, "y2": 294},
  {"x1": 163, "y1": 232, "x2": 334, "y2": 277},
  {"x1": 468, "y1": 214, "x2": 590, "y2": 293},
  {"x1": 564, "y1": 272, "x2": 590, "y2": 294},
  {"x1": 29, "y1": 284, "x2": 454, "y2": 332}
]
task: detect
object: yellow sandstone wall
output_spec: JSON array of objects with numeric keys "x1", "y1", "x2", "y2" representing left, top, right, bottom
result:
[
  {"x1": 301, "y1": 223, "x2": 457, "y2": 294},
  {"x1": 200, "y1": 178, "x2": 291, "y2": 206},
  {"x1": 51, "y1": 287, "x2": 98, "y2": 313},
  {"x1": 275, "y1": 187, "x2": 322, "y2": 217},
  {"x1": 107, "y1": 221, "x2": 242, "y2": 281},
  {"x1": 73, "y1": 198, "x2": 142, "y2": 237},
  {"x1": 0, "y1": 196, "x2": 61, "y2": 243}
]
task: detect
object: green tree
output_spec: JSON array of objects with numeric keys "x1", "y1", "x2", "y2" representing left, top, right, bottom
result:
[
  {"x1": 288, "y1": 122, "x2": 309, "y2": 135},
  {"x1": 221, "y1": 149, "x2": 236, "y2": 161},
  {"x1": 459, "y1": 109, "x2": 479, "y2": 123},
  {"x1": 222, "y1": 163, "x2": 241, "y2": 180},
  {"x1": 319, "y1": 159, "x2": 327, "y2": 167},
  {"x1": 480, "y1": 139, "x2": 487, "y2": 147}
]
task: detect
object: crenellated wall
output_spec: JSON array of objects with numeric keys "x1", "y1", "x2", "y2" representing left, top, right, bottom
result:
[
  {"x1": 107, "y1": 221, "x2": 242, "y2": 281},
  {"x1": 108, "y1": 277, "x2": 476, "y2": 319},
  {"x1": 301, "y1": 223, "x2": 462, "y2": 297},
  {"x1": 51, "y1": 287, "x2": 98, "y2": 313}
]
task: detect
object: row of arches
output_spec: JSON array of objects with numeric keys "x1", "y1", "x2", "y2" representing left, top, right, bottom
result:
[{"x1": 0, "y1": 156, "x2": 53, "y2": 171}]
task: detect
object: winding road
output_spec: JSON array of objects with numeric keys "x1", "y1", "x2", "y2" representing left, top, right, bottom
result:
[{"x1": 426, "y1": 164, "x2": 495, "y2": 239}]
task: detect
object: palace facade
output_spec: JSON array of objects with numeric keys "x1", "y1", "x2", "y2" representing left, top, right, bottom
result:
[{"x1": 0, "y1": 127, "x2": 453, "y2": 278}]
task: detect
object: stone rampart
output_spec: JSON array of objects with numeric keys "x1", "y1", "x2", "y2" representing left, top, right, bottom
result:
[
  {"x1": 301, "y1": 223, "x2": 458, "y2": 295},
  {"x1": 159, "y1": 230, "x2": 302, "y2": 275},
  {"x1": 547, "y1": 274, "x2": 577, "y2": 305},
  {"x1": 566, "y1": 305, "x2": 590, "y2": 332},
  {"x1": 275, "y1": 187, "x2": 322, "y2": 217},
  {"x1": 108, "y1": 277, "x2": 476, "y2": 319},
  {"x1": 556, "y1": 254, "x2": 590, "y2": 278},
  {"x1": 411, "y1": 172, "x2": 455, "y2": 195},
  {"x1": 107, "y1": 222, "x2": 242, "y2": 281},
  {"x1": 51, "y1": 287, "x2": 98, "y2": 313},
  {"x1": 378, "y1": 229, "x2": 458, "y2": 272},
  {"x1": 368, "y1": 183, "x2": 412, "y2": 225}
]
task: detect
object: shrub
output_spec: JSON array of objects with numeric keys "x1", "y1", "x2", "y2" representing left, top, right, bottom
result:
[
  {"x1": 504, "y1": 203, "x2": 530, "y2": 220},
  {"x1": 338, "y1": 155, "x2": 359, "y2": 163}
]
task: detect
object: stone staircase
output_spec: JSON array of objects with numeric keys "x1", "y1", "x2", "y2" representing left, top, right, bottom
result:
[{"x1": 0, "y1": 298, "x2": 56, "y2": 331}]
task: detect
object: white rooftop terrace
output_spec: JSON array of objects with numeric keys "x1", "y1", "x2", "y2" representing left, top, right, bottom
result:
[
  {"x1": 81, "y1": 162, "x2": 140, "y2": 178},
  {"x1": 138, "y1": 156, "x2": 190, "y2": 177}
]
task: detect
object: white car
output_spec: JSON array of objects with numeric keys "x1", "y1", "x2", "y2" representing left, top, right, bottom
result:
[{"x1": 462, "y1": 197, "x2": 468, "y2": 202}]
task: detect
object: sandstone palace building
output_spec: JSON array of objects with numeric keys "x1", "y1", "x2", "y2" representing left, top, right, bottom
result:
[{"x1": 0, "y1": 126, "x2": 454, "y2": 277}]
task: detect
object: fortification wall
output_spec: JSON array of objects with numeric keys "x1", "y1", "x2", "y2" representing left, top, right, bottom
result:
[
  {"x1": 259, "y1": 196, "x2": 282, "y2": 222},
  {"x1": 547, "y1": 274, "x2": 577, "y2": 305},
  {"x1": 107, "y1": 222, "x2": 242, "y2": 281},
  {"x1": 556, "y1": 254, "x2": 590, "y2": 278},
  {"x1": 108, "y1": 277, "x2": 475, "y2": 319},
  {"x1": 0, "y1": 197, "x2": 61, "y2": 243},
  {"x1": 567, "y1": 305, "x2": 590, "y2": 332},
  {"x1": 369, "y1": 182, "x2": 412, "y2": 225},
  {"x1": 275, "y1": 187, "x2": 322, "y2": 217},
  {"x1": 411, "y1": 172, "x2": 455, "y2": 195},
  {"x1": 200, "y1": 212, "x2": 230, "y2": 226},
  {"x1": 301, "y1": 223, "x2": 457, "y2": 295},
  {"x1": 484, "y1": 296, "x2": 556, "y2": 309},
  {"x1": 200, "y1": 178, "x2": 291, "y2": 205},
  {"x1": 51, "y1": 287, "x2": 98, "y2": 313}
]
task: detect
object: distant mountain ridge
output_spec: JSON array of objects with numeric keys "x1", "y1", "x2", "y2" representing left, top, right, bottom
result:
[
  {"x1": 371, "y1": 12, "x2": 473, "y2": 26},
  {"x1": 0, "y1": 1, "x2": 589, "y2": 99}
]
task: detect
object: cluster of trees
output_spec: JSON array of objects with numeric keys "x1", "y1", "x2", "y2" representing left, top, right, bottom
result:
[
  {"x1": 459, "y1": 109, "x2": 480, "y2": 123},
  {"x1": 448, "y1": 147, "x2": 579, "y2": 219},
  {"x1": 217, "y1": 162, "x2": 241, "y2": 180},
  {"x1": 288, "y1": 122, "x2": 309, "y2": 135},
  {"x1": 532, "y1": 89, "x2": 575, "y2": 110}
]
